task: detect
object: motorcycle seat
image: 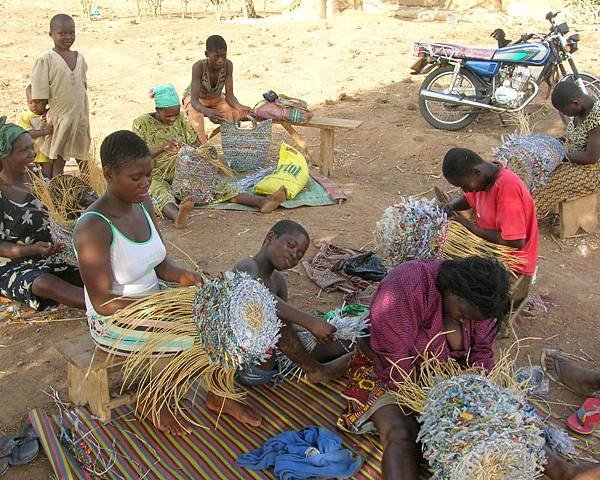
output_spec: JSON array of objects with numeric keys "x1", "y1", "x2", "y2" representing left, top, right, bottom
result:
[{"x1": 430, "y1": 43, "x2": 496, "y2": 61}]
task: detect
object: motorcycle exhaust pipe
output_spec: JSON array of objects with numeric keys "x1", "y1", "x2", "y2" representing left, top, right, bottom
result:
[
  {"x1": 420, "y1": 82, "x2": 539, "y2": 113},
  {"x1": 420, "y1": 89, "x2": 507, "y2": 112}
]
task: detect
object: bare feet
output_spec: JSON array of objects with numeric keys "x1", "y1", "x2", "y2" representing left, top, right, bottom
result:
[
  {"x1": 139, "y1": 402, "x2": 191, "y2": 436},
  {"x1": 306, "y1": 352, "x2": 352, "y2": 384},
  {"x1": 260, "y1": 186, "x2": 287, "y2": 214},
  {"x1": 544, "y1": 351, "x2": 600, "y2": 396},
  {"x1": 205, "y1": 391, "x2": 262, "y2": 427},
  {"x1": 175, "y1": 196, "x2": 194, "y2": 229}
]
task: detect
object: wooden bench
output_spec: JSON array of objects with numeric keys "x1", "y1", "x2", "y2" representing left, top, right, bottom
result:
[
  {"x1": 558, "y1": 193, "x2": 598, "y2": 238},
  {"x1": 54, "y1": 333, "x2": 136, "y2": 422},
  {"x1": 211, "y1": 116, "x2": 363, "y2": 177}
]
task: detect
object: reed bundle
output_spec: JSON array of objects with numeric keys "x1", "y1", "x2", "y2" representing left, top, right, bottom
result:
[
  {"x1": 108, "y1": 272, "x2": 280, "y2": 426},
  {"x1": 83, "y1": 142, "x2": 107, "y2": 197},
  {"x1": 28, "y1": 173, "x2": 94, "y2": 266},
  {"x1": 440, "y1": 221, "x2": 522, "y2": 274}
]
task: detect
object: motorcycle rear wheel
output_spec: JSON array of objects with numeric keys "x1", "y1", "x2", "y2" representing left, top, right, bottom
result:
[{"x1": 418, "y1": 65, "x2": 480, "y2": 131}]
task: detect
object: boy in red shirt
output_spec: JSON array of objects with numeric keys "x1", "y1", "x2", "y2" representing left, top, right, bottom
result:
[{"x1": 441, "y1": 147, "x2": 538, "y2": 289}]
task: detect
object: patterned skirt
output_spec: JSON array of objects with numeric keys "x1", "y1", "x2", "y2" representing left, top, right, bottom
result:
[
  {"x1": 337, "y1": 347, "x2": 397, "y2": 435},
  {"x1": 533, "y1": 163, "x2": 600, "y2": 217},
  {"x1": 0, "y1": 257, "x2": 78, "y2": 311}
]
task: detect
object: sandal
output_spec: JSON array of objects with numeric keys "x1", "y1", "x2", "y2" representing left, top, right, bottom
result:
[
  {"x1": 0, "y1": 423, "x2": 39, "y2": 474},
  {"x1": 567, "y1": 397, "x2": 600, "y2": 435},
  {"x1": 540, "y1": 348, "x2": 588, "y2": 395}
]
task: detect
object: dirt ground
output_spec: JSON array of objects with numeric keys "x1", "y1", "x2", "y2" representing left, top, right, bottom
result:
[{"x1": 1, "y1": 1, "x2": 599, "y2": 478}]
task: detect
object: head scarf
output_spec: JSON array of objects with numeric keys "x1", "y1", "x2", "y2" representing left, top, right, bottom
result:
[
  {"x1": 149, "y1": 84, "x2": 180, "y2": 109},
  {"x1": 0, "y1": 116, "x2": 27, "y2": 160}
]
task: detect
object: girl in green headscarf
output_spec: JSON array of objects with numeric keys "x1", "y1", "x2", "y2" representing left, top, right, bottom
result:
[
  {"x1": 133, "y1": 84, "x2": 287, "y2": 228},
  {"x1": 132, "y1": 84, "x2": 198, "y2": 229},
  {"x1": 0, "y1": 117, "x2": 84, "y2": 311}
]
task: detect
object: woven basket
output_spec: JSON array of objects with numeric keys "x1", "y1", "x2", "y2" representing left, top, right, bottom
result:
[
  {"x1": 221, "y1": 120, "x2": 272, "y2": 171},
  {"x1": 172, "y1": 146, "x2": 221, "y2": 204},
  {"x1": 48, "y1": 217, "x2": 77, "y2": 266}
]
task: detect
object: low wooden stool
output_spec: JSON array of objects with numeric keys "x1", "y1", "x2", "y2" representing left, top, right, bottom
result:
[
  {"x1": 558, "y1": 193, "x2": 598, "y2": 238},
  {"x1": 54, "y1": 333, "x2": 136, "y2": 422}
]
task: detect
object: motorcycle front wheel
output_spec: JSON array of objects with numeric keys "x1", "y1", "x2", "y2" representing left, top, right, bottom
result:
[
  {"x1": 418, "y1": 65, "x2": 480, "y2": 131},
  {"x1": 574, "y1": 73, "x2": 600, "y2": 101}
]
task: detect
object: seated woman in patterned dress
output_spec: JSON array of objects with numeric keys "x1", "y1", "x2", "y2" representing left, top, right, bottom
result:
[
  {"x1": 533, "y1": 81, "x2": 600, "y2": 217},
  {"x1": 0, "y1": 117, "x2": 84, "y2": 311}
]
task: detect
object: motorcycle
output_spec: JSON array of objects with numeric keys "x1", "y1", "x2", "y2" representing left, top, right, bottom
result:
[{"x1": 411, "y1": 11, "x2": 600, "y2": 131}]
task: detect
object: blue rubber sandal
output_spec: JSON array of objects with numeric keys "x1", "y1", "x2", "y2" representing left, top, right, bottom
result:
[{"x1": 9, "y1": 424, "x2": 39, "y2": 466}]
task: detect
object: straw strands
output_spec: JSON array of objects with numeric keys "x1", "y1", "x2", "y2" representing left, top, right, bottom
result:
[
  {"x1": 28, "y1": 173, "x2": 96, "y2": 266},
  {"x1": 277, "y1": 305, "x2": 369, "y2": 381},
  {"x1": 109, "y1": 272, "x2": 280, "y2": 425},
  {"x1": 441, "y1": 221, "x2": 523, "y2": 274}
]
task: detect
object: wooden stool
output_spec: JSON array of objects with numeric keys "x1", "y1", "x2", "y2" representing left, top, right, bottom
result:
[
  {"x1": 54, "y1": 333, "x2": 136, "y2": 422},
  {"x1": 558, "y1": 193, "x2": 598, "y2": 238}
]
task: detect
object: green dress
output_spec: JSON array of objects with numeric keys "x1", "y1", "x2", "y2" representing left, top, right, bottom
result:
[{"x1": 132, "y1": 113, "x2": 198, "y2": 213}]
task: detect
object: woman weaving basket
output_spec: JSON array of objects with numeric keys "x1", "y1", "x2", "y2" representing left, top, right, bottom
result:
[
  {"x1": 133, "y1": 84, "x2": 286, "y2": 226},
  {"x1": 74, "y1": 130, "x2": 263, "y2": 435},
  {"x1": 337, "y1": 257, "x2": 599, "y2": 480},
  {"x1": 0, "y1": 117, "x2": 84, "y2": 311},
  {"x1": 533, "y1": 80, "x2": 600, "y2": 217}
]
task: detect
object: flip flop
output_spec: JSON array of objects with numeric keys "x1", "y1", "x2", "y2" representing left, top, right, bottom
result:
[
  {"x1": 0, "y1": 424, "x2": 39, "y2": 470},
  {"x1": 567, "y1": 398, "x2": 600, "y2": 435},
  {"x1": 540, "y1": 348, "x2": 588, "y2": 395}
]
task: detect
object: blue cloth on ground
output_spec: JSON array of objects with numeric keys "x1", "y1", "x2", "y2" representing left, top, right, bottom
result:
[{"x1": 237, "y1": 426, "x2": 362, "y2": 480}]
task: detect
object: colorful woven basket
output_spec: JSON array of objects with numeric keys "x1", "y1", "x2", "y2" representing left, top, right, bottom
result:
[
  {"x1": 418, "y1": 375, "x2": 546, "y2": 480},
  {"x1": 172, "y1": 145, "x2": 221, "y2": 204},
  {"x1": 494, "y1": 133, "x2": 565, "y2": 191},
  {"x1": 221, "y1": 120, "x2": 272, "y2": 171}
]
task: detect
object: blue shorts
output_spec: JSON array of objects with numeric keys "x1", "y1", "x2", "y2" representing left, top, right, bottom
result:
[{"x1": 236, "y1": 365, "x2": 278, "y2": 387}]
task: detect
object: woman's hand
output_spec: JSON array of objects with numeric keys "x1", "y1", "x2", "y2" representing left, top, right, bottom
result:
[
  {"x1": 161, "y1": 140, "x2": 181, "y2": 152},
  {"x1": 26, "y1": 241, "x2": 64, "y2": 257},
  {"x1": 179, "y1": 270, "x2": 205, "y2": 287}
]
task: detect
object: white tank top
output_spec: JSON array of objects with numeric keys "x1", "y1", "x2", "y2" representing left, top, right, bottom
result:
[{"x1": 77, "y1": 204, "x2": 167, "y2": 318}]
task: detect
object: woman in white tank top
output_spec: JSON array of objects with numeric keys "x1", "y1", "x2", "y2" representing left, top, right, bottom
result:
[{"x1": 74, "y1": 131, "x2": 203, "y2": 435}]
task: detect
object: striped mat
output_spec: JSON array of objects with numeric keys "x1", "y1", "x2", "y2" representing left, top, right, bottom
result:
[
  {"x1": 29, "y1": 379, "x2": 599, "y2": 480},
  {"x1": 30, "y1": 379, "x2": 385, "y2": 479}
]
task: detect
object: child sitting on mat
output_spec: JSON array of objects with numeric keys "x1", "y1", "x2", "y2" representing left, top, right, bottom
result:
[
  {"x1": 213, "y1": 220, "x2": 350, "y2": 426},
  {"x1": 183, "y1": 35, "x2": 253, "y2": 143}
]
